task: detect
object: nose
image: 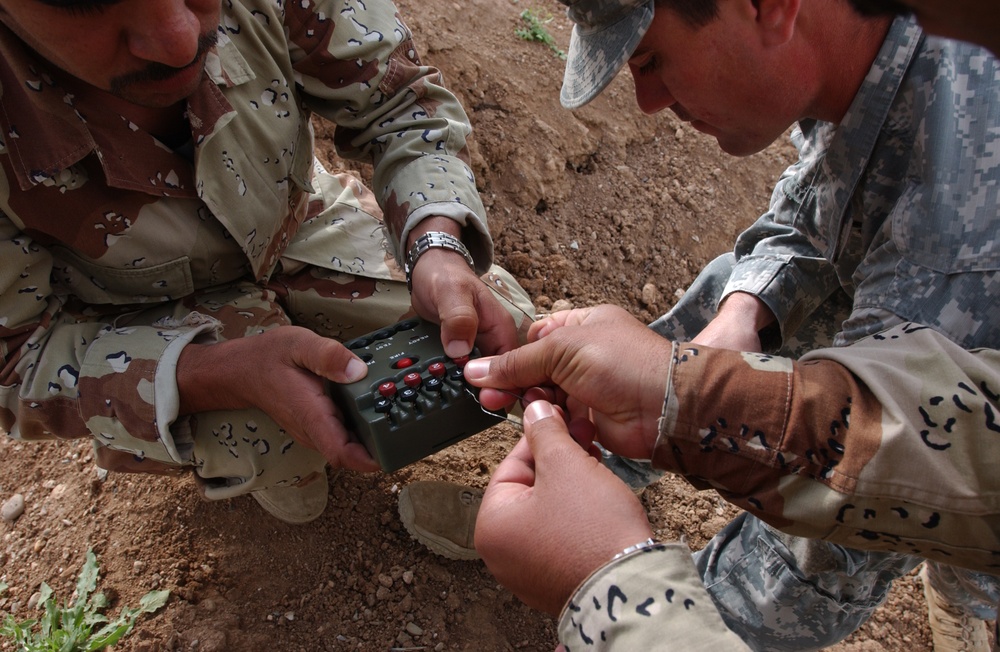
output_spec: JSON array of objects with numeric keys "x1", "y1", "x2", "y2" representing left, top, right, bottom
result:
[
  {"x1": 125, "y1": 0, "x2": 203, "y2": 68},
  {"x1": 630, "y1": 71, "x2": 676, "y2": 116}
]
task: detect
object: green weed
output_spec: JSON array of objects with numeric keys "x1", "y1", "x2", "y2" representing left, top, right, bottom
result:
[
  {"x1": 0, "y1": 550, "x2": 169, "y2": 652},
  {"x1": 515, "y1": 9, "x2": 567, "y2": 60}
]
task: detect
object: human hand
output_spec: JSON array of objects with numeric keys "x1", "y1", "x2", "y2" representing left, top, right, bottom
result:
[
  {"x1": 406, "y1": 218, "x2": 519, "y2": 357},
  {"x1": 176, "y1": 325, "x2": 379, "y2": 472},
  {"x1": 692, "y1": 291, "x2": 772, "y2": 352},
  {"x1": 463, "y1": 305, "x2": 671, "y2": 460},
  {"x1": 475, "y1": 400, "x2": 654, "y2": 616}
]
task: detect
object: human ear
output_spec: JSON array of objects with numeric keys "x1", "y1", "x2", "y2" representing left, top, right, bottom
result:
[{"x1": 752, "y1": 0, "x2": 800, "y2": 46}]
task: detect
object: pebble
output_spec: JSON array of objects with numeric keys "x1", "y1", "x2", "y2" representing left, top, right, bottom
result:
[
  {"x1": 641, "y1": 282, "x2": 660, "y2": 307},
  {"x1": 550, "y1": 299, "x2": 574, "y2": 312},
  {"x1": 405, "y1": 622, "x2": 424, "y2": 636},
  {"x1": 1, "y1": 494, "x2": 25, "y2": 522}
]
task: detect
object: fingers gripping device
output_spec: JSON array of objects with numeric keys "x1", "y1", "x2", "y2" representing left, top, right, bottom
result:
[{"x1": 328, "y1": 318, "x2": 505, "y2": 472}]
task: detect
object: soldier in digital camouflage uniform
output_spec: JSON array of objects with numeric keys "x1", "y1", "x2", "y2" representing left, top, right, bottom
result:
[
  {"x1": 0, "y1": 0, "x2": 532, "y2": 524},
  {"x1": 464, "y1": 0, "x2": 1000, "y2": 649}
]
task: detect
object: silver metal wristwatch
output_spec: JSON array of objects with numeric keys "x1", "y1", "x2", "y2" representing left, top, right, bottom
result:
[{"x1": 404, "y1": 231, "x2": 475, "y2": 292}]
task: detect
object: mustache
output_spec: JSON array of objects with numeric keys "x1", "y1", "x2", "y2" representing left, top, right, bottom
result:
[{"x1": 109, "y1": 30, "x2": 219, "y2": 94}]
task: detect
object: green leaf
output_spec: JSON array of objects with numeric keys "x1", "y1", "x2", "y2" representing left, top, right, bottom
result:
[
  {"x1": 85, "y1": 622, "x2": 131, "y2": 651},
  {"x1": 0, "y1": 550, "x2": 167, "y2": 652},
  {"x1": 74, "y1": 550, "x2": 99, "y2": 607},
  {"x1": 138, "y1": 590, "x2": 170, "y2": 613}
]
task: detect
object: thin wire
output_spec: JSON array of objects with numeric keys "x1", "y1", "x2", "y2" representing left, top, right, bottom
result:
[
  {"x1": 475, "y1": 275, "x2": 537, "y2": 428},
  {"x1": 467, "y1": 386, "x2": 525, "y2": 429},
  {"x1": 479, "y1": 275, "x2": 539, "y2": 324}
]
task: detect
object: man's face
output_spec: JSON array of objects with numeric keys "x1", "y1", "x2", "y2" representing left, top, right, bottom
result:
[
  {"x1": 626, "y1": 2, "x2": 805, "y2": 157},
  {"x1": 0, "y1": 0, "x2": 222, "y2": 108},
  {"x1": 850, "y1": 0, "x2": 1000, "y2": 55}
]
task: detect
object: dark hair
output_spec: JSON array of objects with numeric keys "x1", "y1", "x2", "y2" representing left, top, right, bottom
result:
[
  {"x1": 654, "y1": 0, "x2": 720, "y2": 28},
  {"x1": 846, "y1": 0, "x2": 913, "y2": 17}
]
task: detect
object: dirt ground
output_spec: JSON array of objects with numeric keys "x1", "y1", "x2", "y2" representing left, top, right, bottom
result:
[{"x1": 0, "y1": 0, "x2": 948, "y2": 650}]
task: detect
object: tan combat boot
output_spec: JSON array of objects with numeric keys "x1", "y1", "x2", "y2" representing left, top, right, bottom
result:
[
  {"x1": 250, "y1": 471, "x2": 329, "y2": 524},
  {"x1": 920, "y1": 564, "x2": 991, "y2": 651},
  {"x1": 398, "y1": 481, "x2": 482, "y2": 560}
]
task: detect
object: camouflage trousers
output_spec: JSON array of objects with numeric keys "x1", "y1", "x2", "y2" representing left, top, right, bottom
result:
[
  {"x1": 606, "y1": 253, "x2": 1000, "y2": 650},
  {"x1": 94, "y1": 164, "x2": 534, "y2": 501}
]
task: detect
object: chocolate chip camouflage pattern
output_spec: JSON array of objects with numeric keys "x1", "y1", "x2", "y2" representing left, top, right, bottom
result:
[
  {"x1": 564, "y1": 17, "x2": 1000, "y2": 650},
  {"x1": 559, "y1": 545, "x2": 752, "y2": 651},
  {"x1": 0, "y1": 0, "x2": 531, "y2": 497}
]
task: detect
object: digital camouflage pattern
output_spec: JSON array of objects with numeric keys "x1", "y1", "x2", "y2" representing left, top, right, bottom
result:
[
  {"x1": 0, "y1": 0, "x2": 531, "y2": 498},
  {"x1": 556, "y1": 0, "x2": 654, "y2": 109},
  {"x1": 564, "y1": 17, "x2": 1000, "y2": 649}
]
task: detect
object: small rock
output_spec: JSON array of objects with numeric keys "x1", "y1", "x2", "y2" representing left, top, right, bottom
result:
[
  {"x1": 1, "y1": 494, "x2": 25, "y2": 522},
  {"x1": 550, "y1": 299, "x2": 574, "y2": 312},
  {"x1": 405, "y1": 622, "x2": 424, "y2": 636},
  {"x1": 641, "y1": 283, "x2": 661, "y2": 307}
]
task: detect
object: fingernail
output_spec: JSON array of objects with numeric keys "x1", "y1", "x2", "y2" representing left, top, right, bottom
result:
[
  {"x1": 462, "y1": 358, "x2": 491, "y2": 380},
  {"x1": 345, "y1": 357, "x2": 368, "y2": 382},
  {"x1": 523, "y1": 400, "x2": 556, "y2": 426},
  {"x1": 445, "y1": 340, "x2": 472, "y2": 359}
]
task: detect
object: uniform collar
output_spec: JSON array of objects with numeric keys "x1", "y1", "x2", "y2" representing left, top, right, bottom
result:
[{"x1": 0, "y1": 22, "x2": 254, "y2": 194}]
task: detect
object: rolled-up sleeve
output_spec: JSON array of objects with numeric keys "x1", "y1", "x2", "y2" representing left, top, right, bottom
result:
[{"x1": 652, "y1": 322, "x2": 1000, "y2": 574}]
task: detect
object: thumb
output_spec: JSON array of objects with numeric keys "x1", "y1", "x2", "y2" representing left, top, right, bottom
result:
[
  {"x1": 464, "y1": 340, "x2": 559, "y2": 392},
  {"x1": 521, "y1": 400, "x2": 590, "y2": 472},
  {"x1": 437, "y1": 303, "x2": 478, "y2": 359},
  {"x1": 307, "y1": 337, "x2": 369, "y2": 384}
]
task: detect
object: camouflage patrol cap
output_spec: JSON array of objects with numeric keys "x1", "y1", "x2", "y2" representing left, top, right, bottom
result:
[{"x1": 558, "y1": 0, "x2": 655, "y2": 109}]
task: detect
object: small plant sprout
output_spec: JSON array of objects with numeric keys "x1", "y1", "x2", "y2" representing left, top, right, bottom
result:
[
  {"x1": 0, "y1": 549, "x2": 169, "y2": 652},
  {"x1": 515, "y1": 9, "x2": 567, "y2": 60}
]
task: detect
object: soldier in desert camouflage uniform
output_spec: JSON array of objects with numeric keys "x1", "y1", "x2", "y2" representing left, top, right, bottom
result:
[
  {"x1": 464, "y1": 0, "x2": 1000, "y2": 649},
  {"x1": 0, "y1": 0, "x2": 531, "y2": 524}
]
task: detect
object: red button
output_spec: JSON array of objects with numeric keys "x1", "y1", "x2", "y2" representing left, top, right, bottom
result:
[
  {"x1": 378, "y1": 381, "x2": 397, "y2": 398},
  {"x1": 394, "y1": 357, "x2": 414, "y2": 369},
  {"x1": 403, "y1": 372, "x2": 422, "y2": 388},
  {"x1": 428, "y1": 362, "x2": 447, "y2": 378},
  {"x1": 451, "y1": 355, "x2": 470, "y2": 367}
]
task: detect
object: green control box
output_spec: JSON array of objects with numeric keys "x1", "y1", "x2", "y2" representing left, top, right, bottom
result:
[{"x1": 328, "y1": 318, "x2": 504, "y2": 472}]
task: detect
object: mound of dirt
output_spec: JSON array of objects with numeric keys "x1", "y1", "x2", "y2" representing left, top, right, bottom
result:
[{"x1": 1, "y1": 0, "x2": 935, "y2": 649}]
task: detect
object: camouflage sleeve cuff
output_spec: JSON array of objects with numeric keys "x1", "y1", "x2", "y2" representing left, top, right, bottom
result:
[
  {"x1": 722, "y1": 254, "x2": 789, "y2": 348},
  {"x1": 653, "y1": 324, "x2": 1000, "y2": 570},
  {"x1": 399, "y1": 200, "x2": 493, "y2": 275},
  {"x1": 79, "y1": 313, "x2": 221, "y2": 465},
  {"x1": 558, "y1": 543, "x2": 751, "y2": 650}
]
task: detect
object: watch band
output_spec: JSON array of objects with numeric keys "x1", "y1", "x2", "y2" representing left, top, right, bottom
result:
[
  {"x1": 404, "y1": 231, "x2": 475, "y2": 292},
  {"x1": 612, "y1": 538, "x2": 659, "y2": 561}
]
